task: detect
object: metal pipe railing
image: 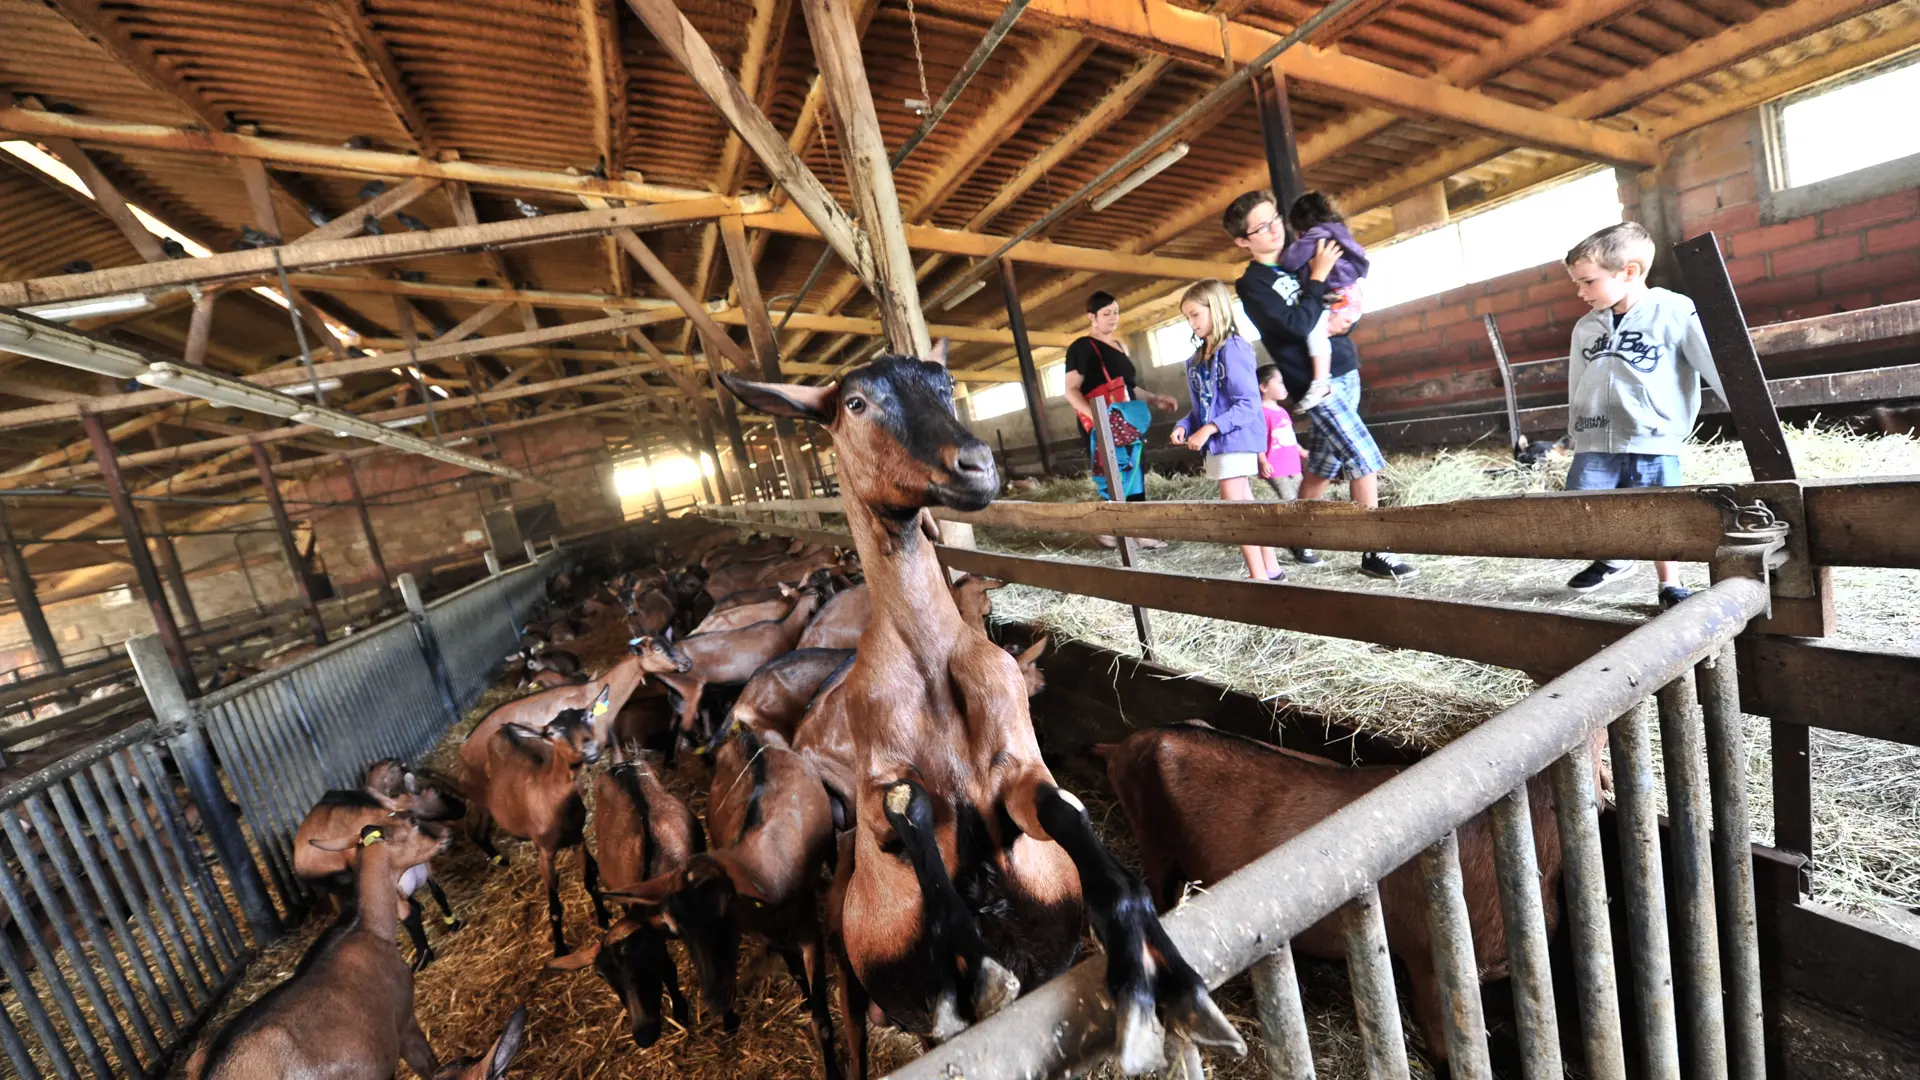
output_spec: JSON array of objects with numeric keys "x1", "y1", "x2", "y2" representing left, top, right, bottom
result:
[{"x1": 889, "y1": 574, "x2": 1771, "y2": 1080}]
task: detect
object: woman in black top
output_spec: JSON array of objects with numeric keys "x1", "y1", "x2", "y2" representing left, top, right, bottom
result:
[{"x1": 1063, "y1": 291, "x2": 1176, "y2": 546}]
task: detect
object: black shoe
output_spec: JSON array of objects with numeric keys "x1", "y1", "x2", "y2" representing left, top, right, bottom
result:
[
  {"x1": 1290, "y1": 548, "x2": 1325, "y2": 565},
  {"x1": 1568, "y1": 560, "x2": 1635, "y2": 592},
  {"x1": 1360, "y1": 552, "x2": 1418, "y2": 581},
  {"x1": 1659, "y1": 584, "x2": 1693, "y2": 610}
]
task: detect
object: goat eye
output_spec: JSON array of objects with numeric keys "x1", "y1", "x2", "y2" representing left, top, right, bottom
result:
[{"x1": 845, "y1": 396, "x2": 865, "y2": 414}]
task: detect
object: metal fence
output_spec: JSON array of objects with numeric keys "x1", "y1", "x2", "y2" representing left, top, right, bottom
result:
[{"x1": 0, "y1": 550, "x2": 563, "y2": 1079}]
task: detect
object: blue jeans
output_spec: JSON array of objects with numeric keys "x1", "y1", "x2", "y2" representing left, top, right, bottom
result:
[{"x1": 1564, "y1": 452, "x2": 1681, "y2": 491}]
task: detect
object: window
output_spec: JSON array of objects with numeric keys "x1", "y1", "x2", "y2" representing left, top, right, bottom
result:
[
  {"x1": 1146, "y1": 300, "x2": 1263, "y2": 365},
  {"x1": 968, "y1": 381, "x2": 1028, "y2": 421},
  {"x1": 1773, "y1": 56, "x2": 1920, "y2": 189},
  {"x1": 1042, "y1": 361, "x2": 1066, "y2": 397},
  {"x1": 1367, "y1": 168, "x2": 1623, "y2": 312}
]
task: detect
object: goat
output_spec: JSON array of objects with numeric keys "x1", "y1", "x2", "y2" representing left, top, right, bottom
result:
[
  {"x1": 612, "y1": 727, "x2": 843, "y2": 1077},
  {"x1": 459, "y1": 635, "x2": 691, "y2": 782},
  {"x1": 701, "y1": 534, "x2": 800, "y2": 570},
  {"x1": 433, "y1": 1005, "x2": 526, "y2": 1080},
  {"x1": 202, "y1": 662, "x2": 261, "y2": 692},
  {"x1": 693, "y1": 583, "x2": 800, "y2": 634},
  {"x1": 521, "y1": 667, "x2": 588, "y2": 690},
  {"x1": 627, "y1": 587, "x2": 677, "y2": 637},
  {"x1": 715, "y1": 648, "x2": 854, "y2": 751},
  {"x1": 464, "y1": 705, "x2": 607, "y2": 956},
  {"x1": 188, "y1": 819, "x2": 444, "y2": 1079},
  {"x1": 1098, "y1": 721, "x2": 1591, "y2": 1068},
  {"x1": 704, "y1": 545, "x2": 843, "y2": 602},
  {"x1": 796, "y1": 574, "x2": 997, "y2": 651},
  {"x1": 657, "y1": 592, "x2": 821, "y2": 746},
  {"x1": 293, "y1": 760, "x2": 466, "y2": 969},
  {"x1": 526, "y1": 644, "x2": 583, "y2": 677},
  {"x1": 547, "y1": 759, "x2": 702, "y2": 1047},
  {"x1": 723, "y1": 347, "x2": 1239, "y2": 1073},
  {"x1": 949, "y1": 574, "x2": 1007, "y2": 630}
]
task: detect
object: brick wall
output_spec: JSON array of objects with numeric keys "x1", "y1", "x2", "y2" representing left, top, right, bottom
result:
[{"x1": 1345, "y1": 108, "x2": 1920, "y2": 424}]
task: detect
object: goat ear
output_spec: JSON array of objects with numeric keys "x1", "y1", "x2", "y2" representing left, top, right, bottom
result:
[
  {"x1": 489, "y1": 1006, "x2": 527, "y2": 1080},
  {"x1": 925, "y1": 338, "x2": 950, "y2": 368},
  {"x1": 719, "y1": 374, "x2": 836, "y2": 424},
  {"x1": 308, "y1": 835, "x2": 358, "y2": 853},
  {"x1": 982, "y1": 577, "x2": 1008, "y2": 592},
  {"x1": 544, "y1": 945, "x2": 601, "y2": 972},
  {"x1": 1018, "y1": 635, "x2": 1049, "y2": 665}
]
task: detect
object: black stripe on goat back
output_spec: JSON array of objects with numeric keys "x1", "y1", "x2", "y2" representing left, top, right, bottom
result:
[
  {"x1": 315, "y1": 789, "x2": 384, "y2": 809},
  {"x1": 606, "y1": 764, "x2": 658, "y2": 874}
]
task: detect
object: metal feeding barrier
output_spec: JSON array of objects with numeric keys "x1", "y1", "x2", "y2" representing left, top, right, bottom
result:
[
  {"x1": 0, "y1": 548, "x2": 563, "y2": 1079},
  {"x1": 893, "y1": 523, "x2": 1785, "y2": 1080}
]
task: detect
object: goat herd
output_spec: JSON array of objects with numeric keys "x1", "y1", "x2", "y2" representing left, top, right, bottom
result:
[{"x1": 182, "y1": 352, "x2": 1596, "y2": 1079}]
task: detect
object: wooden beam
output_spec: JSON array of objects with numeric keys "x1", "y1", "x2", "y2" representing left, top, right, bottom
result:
[
  {"x1": 0, "y1": 196, "x2": 750, "y2": 308},
  {"x1": 322, "y1": 0, "x2": 440, "y2": 153},
  {"x1": 578, "y1": 0, "x2": 628, "y2": 173},
  {"x1": 602, "y1": 217, "x2": 757, "y2": 374},
  {"x1": 721, "y1": 215, "x2": 814, "y2": 499},
  {"x1": 297, "y1": 177, "x2": 442, "y2": 245},
  {"x1": 709, "y1": 306, "x2": 1075, "y2": 346},
  {"x1": 43, "y1": 138, "x2": 165, "y2": 263},
  {"x1": 799, "y1": 0, "x2": 929, "y2": 354},
  {"x1": 0, "y1": 108, "x2": 716, "y2": 205},
  {"x1": 235, "y1": 159, "x2": 285, "y2": 240},
  {"x1": 41, "y1": 0, "x2": 229, "y2": 130},
  {"x1": 621, "y1": 0, "x2": 873, "y2": 283}
]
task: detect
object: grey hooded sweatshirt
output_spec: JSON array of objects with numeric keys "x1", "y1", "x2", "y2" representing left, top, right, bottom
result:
[{"x1": 1566, "y1": 287, "x2": 1728, "y2": 457}]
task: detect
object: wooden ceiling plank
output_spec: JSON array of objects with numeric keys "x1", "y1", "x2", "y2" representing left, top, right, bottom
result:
[
  {"x1": 295, "y1": 176, "x2": 443, "y2": 245},
  {"x1": 41, "y1": 139, "x2": 167, "y2": 263},
  {"x1": 322, "y1": 0, "x2": 440, "y2": 154}
]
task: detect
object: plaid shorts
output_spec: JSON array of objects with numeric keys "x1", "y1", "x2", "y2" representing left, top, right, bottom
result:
[{"x1": 1304, "y1": 370, "x2": 1387, "y2": 481}]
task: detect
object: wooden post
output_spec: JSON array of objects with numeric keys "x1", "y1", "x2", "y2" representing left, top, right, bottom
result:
[
  {"x1": 720, "y1": 214, "x2": 818, "y2": 520},
  {"x1": 142, "y1": 504, "x2": 202, "y2": 633},
  {"x1": 1671, "y1": 232, "x2": 1822, "y2": 870},
  {"x1": 342, "y1": 460, "x2": 396, "y2": 609},
  {"x1": 1253, "y1": 67, "x2": 1306, "y2": 214},
  {"x1": 0, "y1": 501, "x2": 63, "y2": 676},
  {"x1": 250, "y1": 440, "x2": 329, "y2": 647},
  {"x1": 81, "y1": 412, "x2": 197, "y2": 695},
  {"x1": 1484, "y1": 315, "x2": 1524, "y2": 457},
  {"x1": 695, "y1": 408, "x2": 733, "y2": 504},
  {"x1": 998, "y1": 259, "x2": 1056, "y2": 476},
  {"x1": 639, "y1": 441, "x2": 669, "y2": 520},
  {"x1": 798, "y1": 0, "x2": 930, "y2": 356},
  {"x1": 708, "y1": 351, "x2": 757, "y2": 502},
  {"x1": 1091, "y1": 394, "x2": 1154, "y2": 660},
  {"x1": 183, "y1": 289, "x2": 217, "y2": 367}
]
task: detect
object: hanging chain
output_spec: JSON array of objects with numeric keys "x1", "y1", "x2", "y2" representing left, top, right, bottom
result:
[
  {"x1": 1698, "y1": 486, "x2": 1780, "y2": 532},
  {"x1": 904, "y1": 0, "x2": 931, "y2": 114},
  {"x1": 272, "y1": 248, "x2": 327, "y2": 405}
]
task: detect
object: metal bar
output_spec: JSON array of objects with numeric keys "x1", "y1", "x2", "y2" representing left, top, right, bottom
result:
[
  {"x1": 131, "y1": 743, "x2": 246, "y2": 963},
  {"x1": 49, "y1": 778, "x2": 186, "y2": 1036},
  {"x1": 105, "y1": 751, "x2": 221, "y2": 983},
  {"x1": 1343, "y1": 885, "x2": 1412, "y2": 1079},
  {"x1": 250, "y1": 440, "x2": 328, "y2": 647},
  {"x1": 142, "y1": 504, "x2": 202, "y2": 634},
  {"x1": 1484, "y1": 314, "x2": 1523, "y2": 456},
  {"x1": 66, "y1": 768, "x2": 195, "y2": 1022},
  {"x1": 0, "y1": 806, "x2": 144, "y2": 1075},
  {"x1": 127, "y1": 633, "x2": 280, "y2": 941},
  {"x1": 342, "y1": 460, "x2": 395, "y2": 610},
  {"x1": 0, "y1": 991, "x2": 40, "y2": 1080},
  {"x1": 0, "y1": 846, "x2": 114, "y2": 1078},
  {"x1": 83, "y1": 760, "x2": 212, "y2": 1002},
  {"x1": 0, "y1": 499, "x2": 63, "y2": 675},
  {"x1": 218, "y1": 695, "x2": 306, "y2": 901},
  {"x1": 1697, "y1": 647, "x2": 1767, "y2": 1080},
  {"x1": 1249, "y1": 945, "x2": 1316, "y2": 1079},
  {"x1": 1091, "y1": 392, "x2": 1155, "y2": 661},
  {"x1": 1417, "y1": 833, "x2": 1493, "y2": 1079},
  {"x1": 1253, "y1": 68, "x2": 1306, "y2": 213},
  {"x1": 1658, "y1": 673, "x2": 1731, "y2": 1080},
  {"x1": 22, "y1": 792, "x2": 162, "y2": 1063},
  {"x1": 80, "y1": 411, "x2": 196, "y2": 697},
  {"x1": 0, "y1": 913, "x2": 80, "y2": 1078},
  {"x1": 998, "y1": 259, "x2": 1056, "y2": 475},
  {"x1": 200, "y1": 712, "x2": 299, "y2": 913},
  {"x1": 1489, "y1": 784, "x2": 1564, "y2": 1079},
  {"x1": 1610, "y1": 698, "x2": 1682, "y2": 1079},
  {"x1": 1548, "y1": 743, "x2": 1628, "y2": 1080}
]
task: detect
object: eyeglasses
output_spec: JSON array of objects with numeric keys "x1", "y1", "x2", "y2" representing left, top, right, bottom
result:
[{"x1": 1240, "y1": 215, "x2": 1284, "y2": 240}]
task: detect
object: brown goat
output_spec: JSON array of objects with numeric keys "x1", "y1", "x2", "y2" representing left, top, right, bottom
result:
[
  {"x1": 660, "y1": 592, "x2": 821, "y2": 744},
  {"x1": 701, "y1": 534, "x2": 800, "y2": 570},
  {"x1": 724, "y1": 349, "x2": 1238, "y2": 1073},
  {"x1": 704, "y1": 545, "x2": 843, "y2": 601},
  {"x1": 293, "y1": 760, "x2": 467, "y2": 970},
  {"x1": 1099, "y1": 721, "x2": 1594, "y2": 1067},
  {"x1": 796, "y1": 576, "x2": 999, "y2": 652},
  {"x1": 464, "y1": 705, "x2": 607, "y2": 956},
  {"x1": 432, "y1": 1005, "x2": 526, "y2": 1080},
  {"x1": 949, "y1": 574, "x2": 1007, "y2": 630},
  {"x1": 547, "y1": 759, "x2": 702, "y2": 1047},
  {"x1": 719, "y1": 648, "x2": 854, "y2": 750},
  {"x1": 459, "y1": 636, "x2": 691, "y2": 783},
  {"x1": 693, "y1": 583, "x2": 799, "y2": 634},
  {"x1": 627, "y1": 588, "x2": 677, "y2": 637},
  {"x1": 188, "y1": 820, "x2": 444, "y2": 1079}
]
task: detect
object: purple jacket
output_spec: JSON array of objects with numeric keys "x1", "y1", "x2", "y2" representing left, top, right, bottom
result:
[
  {"x1": 1180, "y1": 335, "x2": 1266, "y2": 456},
  {"x1": 1278, "y1": 221, "x2": 1370, "y2": 293}
]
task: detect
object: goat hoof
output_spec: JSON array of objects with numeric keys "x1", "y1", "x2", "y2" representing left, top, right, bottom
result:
[
  {"x1": 412, "y1": 948, "x2": 435, "y2": 972},
  {"x1": 1165, "y1": 987, "x2": 1245, "y2": 1056},
  {"x1": 972, "y1": 956, "x2": 1020, "y2": 1020},
  {"x1": 1113, "y1": 998, "x2": 1168, "y2": 1076}
]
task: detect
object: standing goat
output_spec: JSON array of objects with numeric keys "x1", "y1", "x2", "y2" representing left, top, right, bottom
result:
[
  {"x1": 188, "y1": 819, "x2": 445, "y2": 1079},
  {"x1": 460, "y1": 635, "x2": 690, "y2": 781},
  {"x1": 723, "y1": 347, "x2": 1239, "y2": 1073}
]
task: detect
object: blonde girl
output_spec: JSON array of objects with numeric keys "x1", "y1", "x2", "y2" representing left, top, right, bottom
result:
[{"x1": 1170, "y1": 280, "x2": 1282, "y2": 581}]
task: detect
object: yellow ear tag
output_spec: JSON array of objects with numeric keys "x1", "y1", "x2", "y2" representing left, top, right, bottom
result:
[
  {"x1": 593, "y1": 699, "x2": 609, "y2": 717},
  {"x1": 360, "y1": 827, "x2": 385, "y2": 847}
]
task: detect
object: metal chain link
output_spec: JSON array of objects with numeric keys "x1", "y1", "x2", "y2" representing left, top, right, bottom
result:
[
  {"x1": 1699, "y1": 486, "x2": 1780, "y2": 532},
  {"x1": 904, "y1": 0, "x2": 932, "y2": 113}
]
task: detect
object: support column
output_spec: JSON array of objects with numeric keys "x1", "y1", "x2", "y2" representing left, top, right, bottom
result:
[
  {"x1": 720, "y1": 215, "x2": 816, "y2": 504},
  {"x1": 81, "y1": 412, "x2": 195, "y2": 695},
  {"x1": 708, "y1": 351, "x2": 757, "y2": 502},
  {"x1": 142, "y1": 504, "x2": 202, "y2": 633},
  {"x1": 695, "y1": 408, "x2": 733, "y2": 504},
  {"x1": 249, "y1": 440, "x2": 329, "y2": 647},
  {"x1": 0, "y1": 501, "x2": 62, "y2": 676},
  {"x1": 1254, "y1": 67, "x2": 1306, "y2": 214},
  {"x1": 342, "y1": 461, "x2": 395, "y2": 610},
  {"x1": 999, "y1": 259, "x2": 1056, "y2": 476},
  {"x1": 638, "y1": 441, "x2": 669, "y2": 520}
]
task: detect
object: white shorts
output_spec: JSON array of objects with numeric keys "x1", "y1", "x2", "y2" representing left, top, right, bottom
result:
[{"x1": 1204, "y1": 452, "x2": 1259, "y2": 480}]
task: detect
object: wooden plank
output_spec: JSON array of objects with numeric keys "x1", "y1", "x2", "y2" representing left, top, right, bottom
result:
[
  {"x1": 721, "y1": 215, "x2": 814, "y2": 505},
  {"x1": 935, "y1": 487, "x2": 1733, "y2": 562},
  {"x1": 1675, "y1": 234, "x2": 1797, "y2": 482},
  {"x1": 934, "y1": 545, "x2": 1633, "y2": 677},
  {"x1": 1740, "y1": 636, "x2": 1920, "y2": 747},
  {"x1": 1805, "y1": 477, "x2": 1920, "y2": 569},
  {"x1": 0, "y1": 107, "x2": 710, "y2": 204},
  {"x1": 0, "y1": 196, "x2": 751, "y2": 308},
  {"x1": 1769, "y1": 899, "x2": 1920, "y2": 1043},
  {"x1": 43, "y1": 138, "x2": 164, "y2": 263},
  {"x1": 709, "y1": 305, "x2": 1076, "y2": 346},
  {"x1": 295, "y1": 176, "x2": 442, "y2": 245}
]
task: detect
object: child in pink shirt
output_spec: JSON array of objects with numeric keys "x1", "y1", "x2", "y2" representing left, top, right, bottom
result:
[{"x1": 1258, "y1": 364, "x2": 1322, "y2": 566}]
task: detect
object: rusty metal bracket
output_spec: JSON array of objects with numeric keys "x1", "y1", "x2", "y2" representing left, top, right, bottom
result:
[
  {"x1": 1710, "y1": 519, "x2": 1789, "y2": 620},
  {"x1": 1703, "y1": 482, "x2": 1813, "y2": 600}
]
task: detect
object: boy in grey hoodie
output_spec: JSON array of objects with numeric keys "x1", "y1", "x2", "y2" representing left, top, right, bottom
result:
[{"x1": 1562, "y1": 221, "x2": 1728, "y2": 608}]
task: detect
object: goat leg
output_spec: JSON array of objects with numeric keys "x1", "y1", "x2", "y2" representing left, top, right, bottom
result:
[
  {"x1": 830, "y1": 831, "x2": 870, "y2": 1080},
  {"x1": 470, "y1": 810, "x2": 505, "y2": 867},
  {"x1": 426, "y1": 876, "x2": 460, "y2": 930},
  {"x1": 881, "y1": 779, "x2": 1020, "y2": 1035},
  {"x1": 1032, "y1": 785, "x2": 1246, "y2": 1074},
  {"x1": 401, "y1": 900, "x2": 435, "y2": 972},
  {"x1": 542, "y1": 848, "x2": 568, "y2": 956},
  {"x1": 800, "y1": 935, "x2": 845, "y2": 1080},
  {"x1": 400, "y1": 1011, "x2": 438, "y2": 1078},
  {"x1": 583, "y1": 847, "x2": 610, "y2": 930},
  {"x1": 649, "y1": 928, "x2": 692, "y2": 1030}
]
